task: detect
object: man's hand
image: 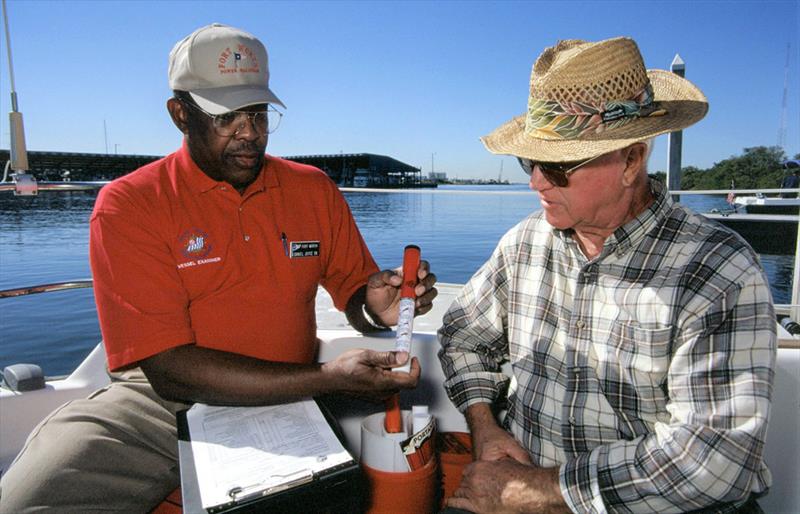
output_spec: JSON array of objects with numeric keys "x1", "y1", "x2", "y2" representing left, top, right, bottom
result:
[
  {"x1": 447, "y1": 459, "x2": 568, "y2": 514},
  {"x1": 321, "y1": 348, "x2": 420, "y2": 401},
  {"x1": 466, "y1": 403, "x2": 531, "y2": 464},
  {"x1": 472, "y1": 418, "x2": 532, "y2": 464},
  {"x1": 364, "y1": 260, "x2": 437, "y2": 326}
]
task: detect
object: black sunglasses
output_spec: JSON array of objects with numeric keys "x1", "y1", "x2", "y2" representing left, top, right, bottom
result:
[{"x1": 517, "y1": 154, "x2": 602, "y2": 187}]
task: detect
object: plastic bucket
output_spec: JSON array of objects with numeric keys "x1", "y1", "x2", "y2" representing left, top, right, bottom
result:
[
  {"x1": 362, "y1": 457, "x2": 439, "y2": 514},
  {"x1": 438, "y1": 432, "x2": 473, "y2": 506}
]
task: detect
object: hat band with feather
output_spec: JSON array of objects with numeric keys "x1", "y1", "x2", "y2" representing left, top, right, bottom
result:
[{"x1": 526, "y1": 82, "x2": 667, "y2": 140}]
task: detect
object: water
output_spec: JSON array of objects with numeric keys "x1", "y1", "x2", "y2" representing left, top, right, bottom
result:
[{"x1": 0, "y1": 186, "x2": 794, "y2": 376}]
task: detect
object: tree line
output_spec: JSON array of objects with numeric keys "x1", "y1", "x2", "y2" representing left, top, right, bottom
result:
[{"x1": 649, "y1": 146, "x2": 799, "y2": 190}]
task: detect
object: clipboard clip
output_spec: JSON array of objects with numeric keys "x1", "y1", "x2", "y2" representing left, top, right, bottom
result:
[{"x1": 227, "y1": 469, "x2": 315, "y2": 502}]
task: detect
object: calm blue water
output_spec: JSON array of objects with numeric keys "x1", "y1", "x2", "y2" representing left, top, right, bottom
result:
[{"x1": 0, "y1": 185, "x2": 793, "y2": 376}]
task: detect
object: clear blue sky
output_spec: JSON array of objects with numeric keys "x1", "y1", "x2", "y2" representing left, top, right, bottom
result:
[{"x1": 1, "y1": 0, "x2": 797, "y2": 180}]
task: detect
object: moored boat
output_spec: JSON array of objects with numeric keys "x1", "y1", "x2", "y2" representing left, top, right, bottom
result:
[{"x1": 733, "y1": 194, "x2": 800, "y2": 215}]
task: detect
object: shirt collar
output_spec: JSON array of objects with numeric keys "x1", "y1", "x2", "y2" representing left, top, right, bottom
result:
[
  {"x1": 605, "y1": 179, "x2": 672, "y2": 257},
  {"x1": 177, "y1": 142, "x2": 280, "y2": 195}
]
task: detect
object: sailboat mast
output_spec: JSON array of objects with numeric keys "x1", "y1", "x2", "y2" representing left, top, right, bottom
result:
[{"x1": 2, "y1": 0, "x2": 29, "y2": 172}]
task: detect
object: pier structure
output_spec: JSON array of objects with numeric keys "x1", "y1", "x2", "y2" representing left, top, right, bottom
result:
[
  {"x1": 283, "y1": 153, "x2": 425, "y2": 188},
  {"x1": 0, "y1": 150, "x2": 427, "y2": 187},
  {"x1": 0, "y1": 150, "x2": 161, "y2": 182}
]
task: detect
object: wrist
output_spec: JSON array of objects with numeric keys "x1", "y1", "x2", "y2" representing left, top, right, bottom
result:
[{"x1": 362, "y1": 303, "x2": 389, "y2": 330}]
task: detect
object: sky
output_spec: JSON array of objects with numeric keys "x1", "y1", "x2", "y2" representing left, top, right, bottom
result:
[{"x1": 0, "y1": 0, "x2": 798, "y2": 180}]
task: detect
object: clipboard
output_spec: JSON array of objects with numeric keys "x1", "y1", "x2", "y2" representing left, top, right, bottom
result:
[{"x1": 177, "y1": 398, "x2": 364, "y2": 513}]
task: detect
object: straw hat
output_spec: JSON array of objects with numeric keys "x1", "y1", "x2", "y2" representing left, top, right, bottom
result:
[{"x1": 481, "y1": 37, "x2": 708, "y2": 162}]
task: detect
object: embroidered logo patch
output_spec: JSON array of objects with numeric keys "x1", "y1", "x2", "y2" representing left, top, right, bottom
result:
[
  {"x1": 218, "y1": 44, "x2": 260, "y2": 75},
  {"x1": 290, "y1": 241, "x2": 320, "y2": 258},
  {"x1": 179, "y1": 229, "x2": 212, "y2": 259}
]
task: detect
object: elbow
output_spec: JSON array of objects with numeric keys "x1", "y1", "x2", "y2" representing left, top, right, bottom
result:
[
  {"x1": 138, "y1": 350, "x2": 195, "y2": 403},
  {"x1": 141, "y1": 367, "x2": 190, "y2": 403}
]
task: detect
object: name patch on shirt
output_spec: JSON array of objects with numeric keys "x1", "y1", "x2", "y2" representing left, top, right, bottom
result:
[{"x1": 290, "y1": 241, "x2": 320, "y2": 258}]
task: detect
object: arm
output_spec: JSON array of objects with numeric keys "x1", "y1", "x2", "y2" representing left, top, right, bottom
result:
[
  {"x1": 316, "y1": 177, "x2": 436, "y2": 331},
  {"x1": 438, "y1": 241, "x2": 570, "y2": 512},
  {"x1": 560, "y1": 267, "x2": 777, "y2": 513},
  {"x1": 144, "y1": 279, "x2": 428, "y2": 405},
  {"x1": 438, "y1": 243, "x2": 513, "y2": 412},
  {"x1": 140, "y1": 343, "x2": 420, "y2": 405}
]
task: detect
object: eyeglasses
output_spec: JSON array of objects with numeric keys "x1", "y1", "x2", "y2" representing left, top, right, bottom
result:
[
  {"x1": 517, "y1": 153, "x2": 603, "y2": 188},
  {"x1": 179, "y1": 99, "x2": 283, "y2": 136}
]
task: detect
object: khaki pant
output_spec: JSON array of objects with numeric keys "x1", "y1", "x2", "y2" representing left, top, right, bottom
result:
[{"x1": 0, "y1": 369, "x2": 189, "y2": 513}]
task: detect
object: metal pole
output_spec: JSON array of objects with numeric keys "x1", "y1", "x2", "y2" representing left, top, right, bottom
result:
[
  {"x1": 667, "y1": 54, "x2": 685, "y2": 203},
  {"x1": 793, "y1": 217, "x2": 800, "y2": 319},
  {"x1": 2, "y1": 0, "x2": 28, "y2": 171}
]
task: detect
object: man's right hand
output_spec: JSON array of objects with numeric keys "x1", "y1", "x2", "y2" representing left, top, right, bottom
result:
[
  {"x1": 321, "y1": 348, "x2": 420, "y2": 402},
  {"x1": 466, "y1": 402, "x2": 531, "y2": 464}
]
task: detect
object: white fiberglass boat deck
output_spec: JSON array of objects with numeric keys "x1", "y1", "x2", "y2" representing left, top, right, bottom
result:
[{"x1": 1, "y1": 283, "x2": 798, "y2": 513}]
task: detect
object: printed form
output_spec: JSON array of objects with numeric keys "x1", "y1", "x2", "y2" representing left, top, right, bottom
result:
[{"x1": 185, "y1": 398, "x2": 354, "y2": 510}]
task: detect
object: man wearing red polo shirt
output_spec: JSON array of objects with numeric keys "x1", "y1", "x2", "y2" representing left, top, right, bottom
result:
[{"x1": 0, "y1": 23, "x2": 436, "y2": 512}]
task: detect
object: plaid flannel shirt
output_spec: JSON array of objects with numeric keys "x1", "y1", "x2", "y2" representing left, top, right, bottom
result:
[{"x1": 438, "y1": 181, "x2": 776, "y2": 513}]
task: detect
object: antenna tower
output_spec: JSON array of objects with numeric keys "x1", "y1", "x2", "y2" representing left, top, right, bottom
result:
[{"x1": 778, "y1": 43, "x2": 790, "y2": 150}]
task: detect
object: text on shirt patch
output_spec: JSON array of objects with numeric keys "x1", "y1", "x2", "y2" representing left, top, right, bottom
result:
[{"x1": 290, "y1": 241, "x2": 320, "y2": 258}]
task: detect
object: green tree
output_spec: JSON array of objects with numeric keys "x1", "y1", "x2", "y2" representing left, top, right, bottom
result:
[{"x1": 679, "y1": 146, "x2": 787, "y2": 190}]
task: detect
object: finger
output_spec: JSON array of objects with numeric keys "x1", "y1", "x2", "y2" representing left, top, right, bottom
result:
[
  {"x1": 369, "y1": 269, "x2": 400, "y2": 287},
  {"x1": 417, "y1": 260, "x2": 430, "y2": 280},
  {"x1": 392, "y1": 351, "x2": 409, "y2": 366},
  {"x1": 414, "y1": 274, "x2": 437, "y2": 298},
  {"x1": 508, "y1": 444, "x2": 533, "y2": 465},
  {"x1": 392, "y1": 357, "x2": 421, "y2": 388},
  {"x1": 446, "y1": 497, "x2": 474, "y2": 511},
  {"x1": 408, "y1": 356, "x2": 421, "y2": 379},
  {"x1": 415, "y1": 286, "x2": 438, "y2": 308},
  {"x1": 364, "y1": 349, "x2": 401, "y2": 368},
  {"x1": 415, "y1": 303, "x2": 433, "y2": 316}
]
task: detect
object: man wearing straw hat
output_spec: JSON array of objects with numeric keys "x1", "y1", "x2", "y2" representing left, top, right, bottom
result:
[{"x1": 439, "y1": 37, "x2": 776, "y2": 513}]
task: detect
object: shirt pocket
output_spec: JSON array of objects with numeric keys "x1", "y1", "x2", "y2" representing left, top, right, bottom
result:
[{"x1": 604, "y1": 321, "x2": 673, "y2": 419}]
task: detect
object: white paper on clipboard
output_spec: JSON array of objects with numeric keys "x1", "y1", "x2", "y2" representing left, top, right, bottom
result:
[{"x1": 184, "y1": 398, "x2": 354, "y2": 511}]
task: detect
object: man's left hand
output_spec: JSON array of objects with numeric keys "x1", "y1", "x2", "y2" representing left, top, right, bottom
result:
[
  {"x1": 365, "y1": 260, "x2": 437, "y2": 326},
  {"x1": 447, "y1": 459, "x2": 569, "y2": 514}
]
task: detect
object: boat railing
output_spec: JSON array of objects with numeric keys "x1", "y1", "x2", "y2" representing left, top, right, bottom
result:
[
  {"x1": 669, "y1": 188, "x2": 799, "y2": 195},
  {"x1": 0, "y1": 181, "x2": 796, "y2": 196},
  {"x1": 0, "y1": 180, "x2": 109, "y2": 194},
  {"x1": 0, "y1": 280, "x2": 93, "y2": 299}
]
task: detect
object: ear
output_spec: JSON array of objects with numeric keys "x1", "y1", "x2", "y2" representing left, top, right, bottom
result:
[
  {"x1": 167, "y1": 97, "x2": 190, "y2": 135},
  {"x1": 621, "y1": 143, "x2": 647, "y2": 187}
]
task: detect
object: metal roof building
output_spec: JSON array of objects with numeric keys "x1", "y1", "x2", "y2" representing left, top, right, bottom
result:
[{"x1": 0, "y1": 150, "x2": 425, "y2": 187}]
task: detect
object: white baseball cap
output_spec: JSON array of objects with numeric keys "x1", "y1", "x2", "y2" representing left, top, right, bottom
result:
[{"x1": 168, "y1": 23, "x2": 285, "y2": 114}]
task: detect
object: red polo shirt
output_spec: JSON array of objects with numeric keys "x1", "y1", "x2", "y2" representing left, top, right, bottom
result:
[{"x1": 90, "y1": 144, "x2": 378, "y2": 371}]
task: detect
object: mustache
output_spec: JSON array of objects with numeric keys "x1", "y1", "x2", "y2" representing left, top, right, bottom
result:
[{"x1": 226, "y1": 142, "x2": 263, "y2": 155}]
